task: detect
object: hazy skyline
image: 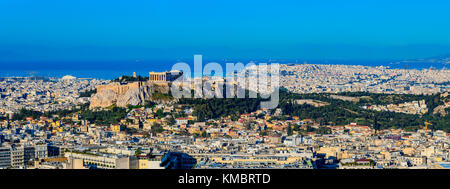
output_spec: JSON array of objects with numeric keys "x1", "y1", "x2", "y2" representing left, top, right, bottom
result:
[{"x1": 1, "y1": 0, "x2": 450, "y2": 63}]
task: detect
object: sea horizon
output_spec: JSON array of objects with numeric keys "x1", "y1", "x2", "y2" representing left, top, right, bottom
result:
[{"x1": 0, "y1": 59, "x2": 447, "y2": 80}]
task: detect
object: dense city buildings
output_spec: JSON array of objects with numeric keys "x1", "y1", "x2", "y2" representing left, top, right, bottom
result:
[
  {"x1": 0, "y1": 76, "x2": 107, "y2": 115},
  {"x1": 0, "y1": 65, "x2": 449, "y2": 169},
  {"x1": 280, "y1": 64, "x2": 449, "y2": 95}
]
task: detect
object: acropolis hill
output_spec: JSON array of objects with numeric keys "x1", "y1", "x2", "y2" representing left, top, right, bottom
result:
[{"x1": 89, "y1": 71, "x2": 180, "y2": 109}]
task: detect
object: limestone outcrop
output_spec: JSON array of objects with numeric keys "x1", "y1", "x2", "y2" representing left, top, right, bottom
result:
[{"x1": 89, "y1": 81, "x2": 169, "y2": 109}]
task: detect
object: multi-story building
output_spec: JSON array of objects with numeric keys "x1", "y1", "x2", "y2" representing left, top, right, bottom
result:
[
  {"x1": 0, "y1": 146, "x2": 11, "y2": 169},
  {"x1": 35, "y1": 144, "x2": 48, "y2": 159},
  {"x1": 48, "y1": 145, "x2": 65, "y2": 157},
  {"x1": 405, "y1": 156, "x2": 427, "y2": 166},
  {"x1": 10, "y1": 145, "x2": 24, "y2": 169},
  {"x1": 138, "y1": 157, "x2": 163, "y2": 169},
  {"x1": 23, "y1": 146, "x2": 35, "y2": 164},
  {"x1": 65, "y1": 151, "x2": 138, "y2": 169}
]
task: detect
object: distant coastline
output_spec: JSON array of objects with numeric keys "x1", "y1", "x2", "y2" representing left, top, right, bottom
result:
[{"x1": 0, "y1": 59, "x2": 448, "y2": 80}]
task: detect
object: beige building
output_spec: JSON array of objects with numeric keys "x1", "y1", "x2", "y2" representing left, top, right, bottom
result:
[
  {"x1": 10, "y1": 146, "x2": 24, "y2": 169},
  {"x1": 405, "y1": 156, "x2": 427, "y2": 166},
  {"x1": 317, "y1": 146, "x2": 341, "y2": 158},
  {"x1": 138, "y1": 158, "x2": 164, "y2": 169},
  {"x1": 65, "y1": 152, "x2": 138, "y2": 169}
]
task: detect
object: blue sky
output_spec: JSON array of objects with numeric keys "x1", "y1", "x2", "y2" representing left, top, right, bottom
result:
[{"x1": 1, "y1": 0, "x2": 450, "y2": 63}]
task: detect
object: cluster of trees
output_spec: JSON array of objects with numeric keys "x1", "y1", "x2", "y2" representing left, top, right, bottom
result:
[
  {"x1": 79, "y1": 106, "x2": 127, "y2": 125},
  {"x1": 10, "y1": 103, "x2": 134, "y2": 126},
  {"x1": 175, "y1": 89, "x2": 449, "y2": 132},
  {"x1": 155, "y1": 109, "x2": 165, "y2": 119},
  {"x1": 422, "y1": 94, "x2": 446, "y2": 112},
  {"x1": 193, "y1": 131, "x2": 209, "y2": 138},
  {"x1": 179, "y1": 96, "x2": 263, "y2": 121},
  {"x1": 335, "y1": 91, "x2": 444, "y2": 108},
  {"x1": 150, "y1": 123, "x2": 164, "y2": 135},
  {"x1": 10, "y1": 104, "x2": 90, "y2": 121},
  {"x1": 127, "y1": 100, "x2": 157, "y2": 110},
  {"x1": 307, "y1": 126, "x2": 332, "y2": 134},
  {"x1": 79, "y1": 89, "x2": 97, "y2": 97},
  {"x1": 112, "y1": 75, "x2": 149, "y2": 83},
  {"x1": 177, "y1": 87, "x2": 266, "y2": 121},
  {"x1": 11, "y1": 108, "x2": 43, "y2": 120},
  {"x1": 279, "y1": 91, "x2": 450, "y2": 132},
  {"x1": 151, "y1": 92, "x2": 173, "y2": 101},
  {"x1": 144, "y1": 100, "x2": 156, "y2": 108},
  {"x1": 9, "y1": 104, "x2": 126, "y2": 125}
]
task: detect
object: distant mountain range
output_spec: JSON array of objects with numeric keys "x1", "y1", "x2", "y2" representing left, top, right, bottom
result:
[
  {"x1": 388, "y1": 54, "x2": 450, "y2": 69},
  {"x1": 401, "y1": 54, "x2": 450, "y2": 64}
]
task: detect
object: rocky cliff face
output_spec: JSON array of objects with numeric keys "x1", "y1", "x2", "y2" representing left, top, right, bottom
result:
[{"x1": 89, "y1": 81, "x2": 169, "y2": 109}]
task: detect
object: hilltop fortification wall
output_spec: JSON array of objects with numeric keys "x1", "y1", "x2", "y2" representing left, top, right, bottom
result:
[{"x1": 90, "y1": 81, "x2": 169, "y2": 109}]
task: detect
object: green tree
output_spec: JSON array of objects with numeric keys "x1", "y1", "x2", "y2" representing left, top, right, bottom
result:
[{"x1": 135, "y1": 148, "x2": 142, "y2": 156}]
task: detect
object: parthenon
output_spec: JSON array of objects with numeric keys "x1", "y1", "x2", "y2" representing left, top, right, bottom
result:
[
  {"x1": 148, "y1": 71, "x2": 183, "y2": 82},
  {"x1": 149, "y1": 72, "x2": 168, "y2": 82}
]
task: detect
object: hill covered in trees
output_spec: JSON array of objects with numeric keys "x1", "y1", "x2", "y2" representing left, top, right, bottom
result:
[
  {"x1": 8, "y1": 85, "x2": 449, "y2": 132},
  {"x1": 278, "y1": 90, "x2": 449, "y2": 132}
]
